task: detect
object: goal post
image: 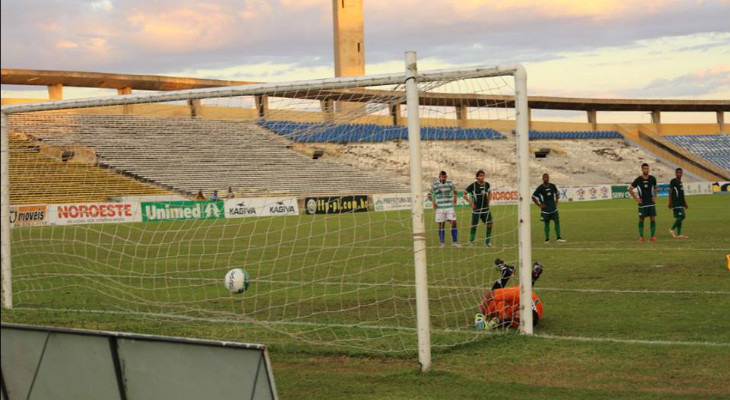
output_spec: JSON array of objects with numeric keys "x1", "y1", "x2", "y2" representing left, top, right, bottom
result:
[{"x1": 1, "y1": 52, "x2": 532, "y2": 368}]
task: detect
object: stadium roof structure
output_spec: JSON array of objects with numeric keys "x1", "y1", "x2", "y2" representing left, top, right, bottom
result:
[{"x1": 2, "y1": 68, "x2": 729, "y2": 113}]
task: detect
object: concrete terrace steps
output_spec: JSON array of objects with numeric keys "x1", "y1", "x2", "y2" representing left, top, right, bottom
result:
[{"x1": 8, "y1": 114, "x2": 409, "y2": 197}]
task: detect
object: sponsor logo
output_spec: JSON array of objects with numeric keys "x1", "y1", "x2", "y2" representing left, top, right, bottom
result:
[
  {"x1": 142, "y1": 201, "x2": 224, "y2": 221},
  {"x1": 305, "y1": 196, "x2": 369, "y2": 214},
  {"x1": 306, "y1": 199, "x2": 318, "y2": 214},
  {"x1": 229, "y1": 200, "x2": 257, "y2": 216},
  {"x1": 9, "y1": 205, "x2": 47, "y2": 227},
  {"x1": 57, "y1": 204, "x2": 133, "y2": 219}
]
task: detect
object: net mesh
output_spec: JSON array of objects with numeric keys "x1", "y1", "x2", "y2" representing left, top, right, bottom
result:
[{"x1": 5, "y1": 72, "x2": 522, "y2": 353}]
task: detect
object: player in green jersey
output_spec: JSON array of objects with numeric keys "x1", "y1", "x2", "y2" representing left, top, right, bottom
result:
[
  {"x1": 629, "y1": 163, "x2": 658, "y2": 242},
  {"x1": 428, "y1": 171, "x2": 459, "y2": 247},
  {"x1": 532, "y1": 173, "x2": 565, "y2": 243},
  {"x1": 668, "y1": 167, "x2": 689, "y2": 239},
  {"x1": 463, "y1": 170, "x2": 493, "y2": 247}
]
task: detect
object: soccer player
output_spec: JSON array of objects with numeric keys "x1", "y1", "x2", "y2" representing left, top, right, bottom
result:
[
  {"x1": 532, "y1": 173, "x2": 565, "y2": 243},
  {"x1": 463, "y1": 170, "x2": 493, "y2": 247},
  {"x1": 629, "y1": 163, "x2": 658, "y2": 242},
  {"x1": 476, "y1": 258, "x2": 544, "y2": 329},
  {"x1": 668, "y1": 167, "x2": 689, "y2": 239},
  {"x1": 428, "y1": 170, "x2": 459, "y2": 247}
]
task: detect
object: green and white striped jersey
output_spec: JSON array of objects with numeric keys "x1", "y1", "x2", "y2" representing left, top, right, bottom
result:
[{"x1": 430, "y1": 180, "x2": 456, "y2": 209}]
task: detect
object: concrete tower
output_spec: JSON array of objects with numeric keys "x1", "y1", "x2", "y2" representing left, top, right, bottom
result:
[{"x1": 332, "y1": 0, "x2": 365, "y2": 77}]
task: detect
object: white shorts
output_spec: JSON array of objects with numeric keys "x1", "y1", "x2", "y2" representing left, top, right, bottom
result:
[{"x1": 435, "y1": 208, "x2": 456, "y2": 223}]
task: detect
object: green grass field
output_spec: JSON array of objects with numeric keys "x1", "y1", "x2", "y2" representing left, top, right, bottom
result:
[{"x1": 3, "y1": 194, "x2": 729, "y2": 399}]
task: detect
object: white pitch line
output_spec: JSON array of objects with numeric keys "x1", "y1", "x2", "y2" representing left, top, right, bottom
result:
[
  {"x1": 534, "y1": 334, "x2": 730, "y2": 348},
  {"x1": 14, "y1": 307, "x2": 729, "y2": 348}
]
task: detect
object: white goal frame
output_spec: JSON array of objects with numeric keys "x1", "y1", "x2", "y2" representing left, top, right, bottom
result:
[{"x1": 0, "y1": 51, "x2": 531, "y2": 372}]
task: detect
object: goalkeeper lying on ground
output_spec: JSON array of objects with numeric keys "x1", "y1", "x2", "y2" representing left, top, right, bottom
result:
[{"x1": 475, "y1": 259, "x2": 543, "y2": 329}]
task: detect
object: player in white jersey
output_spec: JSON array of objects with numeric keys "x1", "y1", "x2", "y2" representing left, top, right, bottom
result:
[{"x1": 428, "y1": 171, "x2": 459, "y2": 247}]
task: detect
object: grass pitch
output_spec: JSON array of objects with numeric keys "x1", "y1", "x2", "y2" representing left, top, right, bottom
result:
[{"x1": 3, "y1": 194, "x2": 729, "y2": 399}]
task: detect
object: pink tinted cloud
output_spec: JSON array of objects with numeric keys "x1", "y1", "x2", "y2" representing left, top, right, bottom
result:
[{"x1": 126, "y1": 4, "x2": 238, "y2": 52}]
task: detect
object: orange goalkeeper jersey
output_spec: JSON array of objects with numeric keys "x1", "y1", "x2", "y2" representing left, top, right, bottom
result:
[{"x1": 480, "y1": 286, "x2": 543, "y2": 328}]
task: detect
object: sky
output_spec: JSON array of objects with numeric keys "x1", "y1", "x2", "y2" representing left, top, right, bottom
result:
[{"x1": 1, "y1": 0, "x2": 729, "y2": 122}]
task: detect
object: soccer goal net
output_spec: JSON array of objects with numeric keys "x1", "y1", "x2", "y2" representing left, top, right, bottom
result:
[{"x1": 1, "y1": 53, "x2": 531, "y2": 368}]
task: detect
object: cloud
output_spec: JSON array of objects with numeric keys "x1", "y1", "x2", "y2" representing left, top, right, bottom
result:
[{"x1": 636, "y1": 66, "x2": 730, "y2": 97}]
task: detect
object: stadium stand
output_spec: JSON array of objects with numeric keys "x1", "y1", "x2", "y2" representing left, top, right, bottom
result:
[
  {"x1": 663, "y1": 135, "x2": 730, "y2": 172},
  {"x1": 526, "y1": 130, "x2": 623, "y2": 140},
  {"x1": 259, "y1": 120, "x2": 505, "y2": 142},
  {"x1": 9, "y1": 136, "x2": 172, "y2": 204},
  {"x1": 9, "y1": 114, "x2": 409, "y2": 197}
]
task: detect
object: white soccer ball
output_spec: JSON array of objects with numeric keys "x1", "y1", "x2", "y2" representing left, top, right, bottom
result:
[{"x1": 224, "y1": 268, "x2": 250, "y2": 294}]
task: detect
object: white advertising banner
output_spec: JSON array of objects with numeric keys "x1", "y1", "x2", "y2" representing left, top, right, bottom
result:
[
  {"x1": 50, "y1": 202, "x2": 142, "y2": 226},
  {"x1": 224, "y1": 197, "x2": 299, "y2": 218},
  {"x1": 489, "y1": 188, "x2": 519, "y2": 205},
  {"x1": 373, "y1": 193, "x2": 412, "y2": 211},
  {"x1": 560, "y1": 185, "x2": 612, "y2": 202},
  {"x1": 684, "y1": 181, "x2": 713, "y2": 195}
]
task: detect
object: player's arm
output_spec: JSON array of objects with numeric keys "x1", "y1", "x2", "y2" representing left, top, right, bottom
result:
[
  {"x1": 554, "y1": 185, "x2": 559, "y2": 207},
  {"x1": 629, "y1": 183, "x2": 641, "y2": 204},
  {"x1": 487, "y1": 187, "x2": 491, "y2": 207},
  {"x1": 452, "y1": 184, "x2": 457, "y2": 206},
  {"x1": 427, "y1": 187, "x2": 436, "y2": 208},
  {"x1": 668, "y1": 182, "x2": 674, "y2": 209},
  {"x1": 652, "y1": 180, "x2": 657, "y2": 203},
  {"x1": 531, "y1": 188, "x2": 544, "y2": 208},
  {"x1": 463, "y1": 185, "x2": 475, "y2": 209}
]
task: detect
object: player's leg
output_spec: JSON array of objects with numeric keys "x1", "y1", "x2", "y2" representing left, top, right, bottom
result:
[
  {"x1": 491, "y1": 259, "x2": 514, "y2": 290},
  {"x1": 449, "y1": 209, "x2": 459, "y2": 246},
  {"x1": 485, "y1": 210, "x2": 493, "y2": 247},
  {"x1": 436, "y1": 210, "x2": 446, "y2": 246},
  {"x1": 554, "y1": 211, "x2": 565, "y2": 242},
  {"x1": 675, "y1": 208, "x2": 687, "y2": 238},
  {"x1": 638, "y1": 213, "x2": 645, "y2": 241},
  {"x1": 649, "y1": 206, "x2": 657, "y2": 241},
  {"x1": 469, "y1": 212, "x2": 479, "y2": 245},
  {"x1": 541, "y1": 213, "x2": 550, "y2": 243}
]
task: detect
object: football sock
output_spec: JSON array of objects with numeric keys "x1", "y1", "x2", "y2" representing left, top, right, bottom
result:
[
  {"x1": 676, "y1": 222, "x2": 682, "y2": 235},
  {"x1": 486, "y1": 226, "x2": 492, "y2": 244},
  {"x1": 638, "y1": 220, "x2": 644, "y2": 237},
  {"x1": 650, "y1": 220, "x2": 656, "y2": 237},
  {"x1": 451, "y1": 226, "x2": 458, "y2": 242},
  {"x1": 543, "y1": 222, "x2": 550, "y2": 241},
  {"x1": 671, "y1": 218, "x2": 679, "y2": 231},
  {"x1": 555, "y1": 221, "x2": 561, "y2": 238},
  {"x1": 469, "y1": 227, "x2": 477, "y2": 243},
  {"x1": 439, "y1": 227, "x2": 445, "y2": 243}
]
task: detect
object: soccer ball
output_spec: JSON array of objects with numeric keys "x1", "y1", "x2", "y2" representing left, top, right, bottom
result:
[{"x1": 224, "y1": 268, "x2": 250, "y2": 294}]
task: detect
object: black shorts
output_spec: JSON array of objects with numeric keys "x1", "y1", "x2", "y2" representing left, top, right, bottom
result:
[
  {"x1": 471, "y1": 209, "x2": 493, "y2": 226},
  {"x1": 672, "y1": 207, "x2": 686, "y2": 219},
  {"x1": 638, "y1": 204, "x2": 656, "y2": 218},
  {"x1": 540, "y1": 210, "x2": 559, "y2": 223}
]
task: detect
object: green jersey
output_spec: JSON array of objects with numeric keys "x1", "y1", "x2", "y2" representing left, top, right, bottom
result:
[
  {"x1": 532, "y1": 183, "x2": 559, "y2": 213},
  {"x1": 669, "y1": 178, "x2": 686, "y2": 208},
  {"x1": 631, "y1": 175, "x2": 657, "y2": 205},
  {"x1": 465, "y1": 181, "x2": 491, "y2": 211},
  {"x1": 430, "y1": 180, "x2": 456, "y2": 209}
]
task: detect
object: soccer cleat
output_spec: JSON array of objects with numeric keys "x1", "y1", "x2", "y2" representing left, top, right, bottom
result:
[
  {"x1": 638, "y1": 237, "x2": 645, "y2": 242},
  {"x1": 452, "y1": 243, "x2": 461, "y2": 248},
  {"x1": 556, "y1": 238, "x2": 566, "y2": 243},
  {"x1": 669, "y1": 229, "x2": 677, "y2": 238},
  {"x1": 544, "y1": 239, "x2": 550, "y2": 244},
  {"x1": 485, "y1": 242, "x2": 492, "y2": 248},
  {"x1": 468, "y1": 241, "x2": 476, "y2": 247},
  {"x1": 650, "y1": 236, "x2": 657, "y2": 242},
  {"x1": 439, "y1": 243, "x2": 446, "y2": 248},
  {"x1": 486, "y1": 318, "x2": 500, "y2": 329},
  {"x1": 677, "y1": 235, "x2": 689, "y2": 239}
]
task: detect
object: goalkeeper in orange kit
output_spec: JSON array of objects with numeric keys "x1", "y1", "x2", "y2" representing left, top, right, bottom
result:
[{"x1": 475, "y1": 259, "x2": 544, "y2": 329}]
